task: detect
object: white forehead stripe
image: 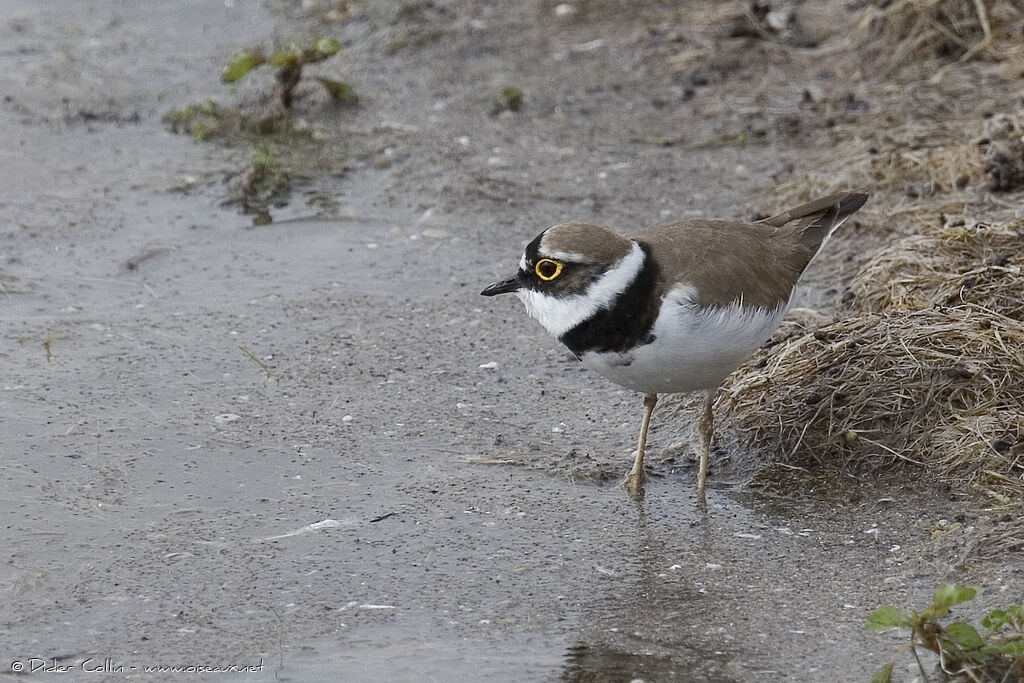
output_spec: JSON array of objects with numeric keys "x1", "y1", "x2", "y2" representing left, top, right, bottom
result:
[
  {"x1": 542, "y1": 249, "x2": 588, "y2": 263},
  {"x1": 516, "y1": 241, "x2": 645, "y2": 338},
  {"x1": 538, "y1": 230, "x2": 590, "y2": 264},
  {"x1": 519, "y1": 249, "x2": 587, "y2": 272}
]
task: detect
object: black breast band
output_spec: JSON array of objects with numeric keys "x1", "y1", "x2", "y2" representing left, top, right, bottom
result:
[{"x1": 559, "y1": 243, "x2": 661, "y2": 356}]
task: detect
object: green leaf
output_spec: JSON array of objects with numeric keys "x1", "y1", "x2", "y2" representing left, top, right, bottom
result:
[
  {"x1": 982, "y1": 609, "x2": 1011, "y2": 632},
  {"x1": 251, "y1": 147, "x2": 274, "y2": 170},
  {"x1": 270, "y1": 41, "x2": 303, "y2": 66},
  {"x1": 867, "y1": 606, "x2": 916, "y2": 632},
  {"x1": 499, "y1": 86, "x2": 523, "y2": 110},
  {"x1": 983, "y1": 638, "x2": 1024, "y2": 656},
  {"x1": 999, "y1": 638, "x2": 1024, "y2": 656},
  {"x1": 315, "y1": 78, "x2": 358, "y2": 105},
  {"x1": 933, "y1": 584, "x2": 977, "y2": 608},
  {"x1": 922, "y1": 604, "x2": 949, "y2": 620},
  {"x1": 222, "y1": 50, "x2": 265, "y2": 83},
  {"x1": 190, "y1": 122, "x2": 214, "y2": 141},
  {"x1": 313, "y1": 37, "x2": 341, "y2": 57},
  {"x1": 870, "y1": 663, "x2": 894, "y2": 683},
  {"x1": 1007, "y1": 605, "x2": 1024, "y2": 622},
  {"x1": 945, "y1": 622, "x2": 983, "y2": 649},
  {"x1": 269, "y1": 51, "x2": 298, "y2": 67}
]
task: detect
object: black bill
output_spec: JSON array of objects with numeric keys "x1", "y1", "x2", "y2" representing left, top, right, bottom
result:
[{"x1": 480, "y1": 276, "x2": 520, "y2": 296}]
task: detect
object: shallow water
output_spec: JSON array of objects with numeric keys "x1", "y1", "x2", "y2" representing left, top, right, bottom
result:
[{"x1": 1, "y1": 2, "x2": 1017, "y2": 682}]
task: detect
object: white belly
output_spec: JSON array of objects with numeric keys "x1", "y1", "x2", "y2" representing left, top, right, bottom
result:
[{"x1": 580, "y1": 289, "x2": 789, "y2": 394}]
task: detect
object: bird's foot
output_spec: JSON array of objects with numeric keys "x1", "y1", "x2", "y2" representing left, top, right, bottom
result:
[{"x1": 621, "y1": 468, "x2": 645, "y2": 500}]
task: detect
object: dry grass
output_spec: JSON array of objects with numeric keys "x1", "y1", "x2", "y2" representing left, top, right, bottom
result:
[
  {"x1": 689, "y1": 1, "x2": 1024, "y2": 510},
  {"x1": 851, "y1": 219, "x2": 1024, "y2": 319},
  {"x1": 743, "y1": 123, "x2": 1024, "y2": 508},
  {"x1": 719, "y1": 307, "x2": 1024, "y2": 504},
  {"x1": 850, "y1": 0, "x2": 1024, "y2": 79},
  {"x1": 765, "y1": 110, "x2": 1023, "y2": 272},
  {"x1": 768, "y1": 120, "x2": 988, "y2": 210},
  {"x1": 974, "y1": 516, "x2": 1024, "y2": 557},
  {"x1": 762, "y1": 0, "x2": 1024, "y2": 214}
]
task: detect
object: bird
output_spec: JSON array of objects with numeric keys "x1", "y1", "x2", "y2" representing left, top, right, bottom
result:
[{"x1": 481, "y1": 190, "x2": 869, "y2": 498}]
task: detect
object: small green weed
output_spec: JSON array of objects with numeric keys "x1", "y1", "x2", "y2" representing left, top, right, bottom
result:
[
  {"x1": 227, "y1": 147, "x2": 291, "y2": 225},
  {"x1": 162, "y1": 100, "x2": 305, "y2": 142},
  {"x1": 867, "y1": 584, "x2": 1024, "y2": 682},
  {"x1": 490, "y1": 86, "x2": 523, "y2": 116},
  {"x1": 222, "y1": 37, "x2": 357, "y2": 109}
]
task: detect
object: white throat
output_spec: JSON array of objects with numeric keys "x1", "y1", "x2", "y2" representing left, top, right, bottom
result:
[{"x1": 516, "y1": 241, "x2": 645, "y2": 338}]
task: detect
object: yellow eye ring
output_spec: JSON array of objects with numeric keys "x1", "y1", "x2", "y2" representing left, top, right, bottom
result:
[{"x1": 535, "y1": 258, "x2": 563, "y2": 281}]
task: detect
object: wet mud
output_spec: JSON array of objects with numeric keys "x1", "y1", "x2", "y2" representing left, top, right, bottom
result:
[{"x1": 1, "y1": 1, "x2": 1020, "y2": 681}]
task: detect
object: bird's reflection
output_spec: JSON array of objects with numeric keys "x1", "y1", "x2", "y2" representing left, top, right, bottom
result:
[{"x1": 560, "y1": 490, "x2": 739, "y2": 682}]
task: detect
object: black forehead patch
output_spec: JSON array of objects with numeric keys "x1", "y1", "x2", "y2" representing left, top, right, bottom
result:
[
  {"x1": 518, "y1": 226, "x2": 618, "y2": 298},
  {"x1": 522, "y1": 231, "x2": 546, "y2": 267}
]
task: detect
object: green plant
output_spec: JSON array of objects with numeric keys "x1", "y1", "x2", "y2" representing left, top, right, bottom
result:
[
  {"x1": 163, "y1": 99, "x2": 221, "y2": 140},
  {"x1": 867, "y1": 584, "x2": 1024, "y2": 682},
  {"x1": 490, "y1": 86, "x2": 523, "y2": 116},
  {"x1": 222, "y1": 38, "x2": 357, "y2": 108},
  {"x1": 229, "y1": 147, "x2": 291, "y2": 226}
]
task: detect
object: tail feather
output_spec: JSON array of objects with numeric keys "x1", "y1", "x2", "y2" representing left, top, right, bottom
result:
[{"x1": 758, "y1": 190, "x2": 869, "y2": 255}]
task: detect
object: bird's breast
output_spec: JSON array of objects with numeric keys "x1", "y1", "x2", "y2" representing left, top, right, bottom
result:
[{"x1": 580, "y1": 289, "x2": 790, "y2": 393}]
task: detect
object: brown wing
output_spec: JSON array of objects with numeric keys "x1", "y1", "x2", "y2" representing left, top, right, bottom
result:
[
  {"x1": 630, "y1": 190, "x2": 869, "y2": 310},
  {"x1": 631, "y1": 219, "x2": 807, "y2": 309}
]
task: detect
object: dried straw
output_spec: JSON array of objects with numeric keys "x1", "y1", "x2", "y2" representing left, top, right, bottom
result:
[
  {"x1": 719, "y1": 306, "x2": 1024, "y2": 503},
  {"x1": 708, "y1": 2, "x2": 1024, "y2": 510},
  {"x1": 769, "y1": 127, "x2": 986, "y2": 210},
  {"x1": 850, "y1": 0, "x2": 1024, "y2": 78},
  {"x1": 851, "y1": 219, "x2": 1024, "y2": 320}
]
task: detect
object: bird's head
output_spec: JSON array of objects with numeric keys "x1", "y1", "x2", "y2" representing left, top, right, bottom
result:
[{"x1": 481, "y1": 222, "x2": 644, "y2": 338}]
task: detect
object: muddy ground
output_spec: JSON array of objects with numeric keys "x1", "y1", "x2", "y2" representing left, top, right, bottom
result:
[{"x1": 1, "y1": 1, "x2": 1021, "y2": 682}]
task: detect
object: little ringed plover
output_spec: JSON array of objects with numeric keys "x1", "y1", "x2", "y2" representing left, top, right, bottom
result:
[{"x1": 482, "y1": 190, "x2": 869, "y2": 498}]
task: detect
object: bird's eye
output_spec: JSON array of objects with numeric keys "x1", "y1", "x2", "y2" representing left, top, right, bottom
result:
[{"x1": 534, "y1": 258, "x2": 563, "y2": 281}]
